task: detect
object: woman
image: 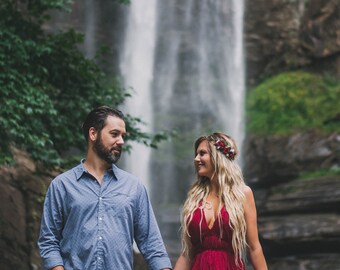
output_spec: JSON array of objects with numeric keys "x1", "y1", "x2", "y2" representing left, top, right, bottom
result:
[{"x1": 174, "y1": 132, "x2": 267, "y2": 270}]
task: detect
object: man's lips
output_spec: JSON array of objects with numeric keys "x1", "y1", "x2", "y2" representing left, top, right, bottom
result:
[{"x1": 111, "y1": 147, "x2": 121, "y2": 155}]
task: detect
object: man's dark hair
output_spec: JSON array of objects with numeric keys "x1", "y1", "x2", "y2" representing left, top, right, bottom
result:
[{"x1": 82, "y1": 106, "x2": 125, "y2": 142}]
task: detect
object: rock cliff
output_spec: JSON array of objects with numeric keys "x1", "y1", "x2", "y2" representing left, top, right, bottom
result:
[
  {"x1": 0, "y1": 149, "x2": 50, "y2": 270},
  {"x1": 244, "y1": 1, "x2": 340, "y2": 268},
  {"x1": 245, "y1": 0, "x2": 340, "y2": 86},
  {"x1": 243, "y1": 132, "x2": 340, "y2": 269}
]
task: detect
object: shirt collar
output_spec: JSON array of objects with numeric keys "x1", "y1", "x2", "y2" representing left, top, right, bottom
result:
[
  {"x1": 74, "y1": 159, "x2": 119, "y2": 181},
  {"x1": 110, "y1": 163, "x2": 121, "y2": 180}
]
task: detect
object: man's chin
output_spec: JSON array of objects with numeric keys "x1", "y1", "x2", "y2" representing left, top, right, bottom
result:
[{"x1": 110, "y1": 154, "x2": 121, "y2": 164}]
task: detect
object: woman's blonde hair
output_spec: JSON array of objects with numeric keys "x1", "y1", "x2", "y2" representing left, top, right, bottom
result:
[{"x1": 180, "y1": 132, "x2": 247, "y2": 264}]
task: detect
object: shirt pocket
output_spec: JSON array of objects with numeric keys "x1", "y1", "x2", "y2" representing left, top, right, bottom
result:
[{"x1": 105, "y1": 192, "x2": 132, "y2": 220}]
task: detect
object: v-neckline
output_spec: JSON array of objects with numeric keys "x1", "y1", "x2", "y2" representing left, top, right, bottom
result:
[{"x1": 203, "y1": 208, "x2": 218, "y2": 230}]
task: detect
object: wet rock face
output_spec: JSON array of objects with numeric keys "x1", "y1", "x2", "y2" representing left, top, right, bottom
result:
[
  {"x1": 244, "y1": 131, "x2": 340, "y2": 269},
  {"x1": 0, "y1": 149, "x2": 49, "y2": 270},
  {"x1": 244, "y1": 2, "x2": 340, "y2": 266},
  {"x1": 262, "y1": 176, "x2": 340, "y2": 214},
  {"x1": 257, "y1": 176, "x2": 340, "y2": 269},
  {"x1": 243, "y1": 132, "x2": 340, "y2": 186},
  {"x1": 245, "y1": 0, "x2": 340, "y2": 86}
]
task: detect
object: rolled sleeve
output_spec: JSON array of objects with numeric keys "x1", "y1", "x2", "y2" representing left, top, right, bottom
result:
[
  {"x1": 149, "y1": 256, "x2": 173, "y2": 270},
  {"x1": 38, "y1": 179, "x2": 65, "y2": 269},
  {"x1": 42, "y1": 252, "x2": 64, "y2": 270}
]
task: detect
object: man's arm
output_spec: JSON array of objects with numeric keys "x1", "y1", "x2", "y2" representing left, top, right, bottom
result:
[
  {"x1": 38, "y1": 179, "x2": 65, "y2": 270},
  {"x1": 133, "y1": 182, "x2": 173, "y2": 270}
]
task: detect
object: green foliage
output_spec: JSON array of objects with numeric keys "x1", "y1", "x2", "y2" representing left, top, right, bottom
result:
[
  {"x1": 246, "y1": 71, "x2": 340, "y2": 135},
  {"x1": 0, "y1": 0, "x2": 167, "y2": 167}
]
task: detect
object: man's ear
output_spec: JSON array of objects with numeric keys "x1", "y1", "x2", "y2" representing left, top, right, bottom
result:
[{"x1": 88, "y1": 127, "x2": 98, "y2": 142}]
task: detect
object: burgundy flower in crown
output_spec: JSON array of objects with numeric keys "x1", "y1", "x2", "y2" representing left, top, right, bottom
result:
[{"x1": 214, "y1": 139, "x2": 236, "y2": 161}]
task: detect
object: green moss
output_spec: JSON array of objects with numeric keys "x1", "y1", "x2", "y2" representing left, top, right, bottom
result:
[
  {"x1": 298, "y1": 166, "x2": 340, "y2": 181},
  {"x1": 246, "y1": 71, "x2": 340, "y2": 135}
]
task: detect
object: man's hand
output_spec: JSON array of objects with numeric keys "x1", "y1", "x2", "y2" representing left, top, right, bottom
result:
[{"x1": 51, "y1": 266, "x2": 64, "y2": 270}]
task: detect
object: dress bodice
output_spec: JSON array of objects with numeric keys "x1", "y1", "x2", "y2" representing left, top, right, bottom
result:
[{"x1": 187, "y1": 203, "x2": 244, "y2": 270}]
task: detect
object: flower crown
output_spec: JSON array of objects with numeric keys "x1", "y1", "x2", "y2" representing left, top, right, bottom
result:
[{"x1": 214, "y1": 139, "x2": 236, "y2": 161}]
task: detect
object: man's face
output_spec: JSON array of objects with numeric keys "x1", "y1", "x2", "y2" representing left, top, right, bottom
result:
[{"x1": 93, "y1": 116, "x2": 126, "y2": 164}]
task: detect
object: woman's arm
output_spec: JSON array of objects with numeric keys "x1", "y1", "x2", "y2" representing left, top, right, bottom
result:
[
  {"x1": 174, "y1": 254, "x2": 191, "y2": 270},
  {"x1": 243, "y1": 186, "x2": 268, "y2": 270}
]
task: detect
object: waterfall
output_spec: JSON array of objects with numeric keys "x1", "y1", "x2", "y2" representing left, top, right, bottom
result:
[
  {"x1": 83, "y1": 0, "x2": 96, "y2": 59},
  {"x1": 150, "y1": 0, "x2": 246, "y2": 204},
  {"x1": 120, "y1": 0, "x2": 157, "y2": 188},
  {"x1": 120, "y1": 0, "x2": 245, "y2": 258}
]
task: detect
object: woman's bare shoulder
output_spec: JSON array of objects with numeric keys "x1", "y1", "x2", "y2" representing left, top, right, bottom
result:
[
  {"x1": 242, "y1": 184, "x2": 252, "y2": 194},
  {"x1": 242, "y1": 185, "x2": 255, "y2": 201}
]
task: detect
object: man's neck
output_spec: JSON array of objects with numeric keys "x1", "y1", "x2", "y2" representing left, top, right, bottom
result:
[{"x1": 84, "y1": 154, "x2": 111, "y2": 184}]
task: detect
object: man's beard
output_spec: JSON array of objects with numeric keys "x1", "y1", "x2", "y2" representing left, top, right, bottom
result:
[{"x1": 93, "y1": 135, "x2": 122, "y2": 164}]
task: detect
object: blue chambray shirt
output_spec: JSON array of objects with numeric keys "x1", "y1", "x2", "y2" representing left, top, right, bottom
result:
[{"x1": 38, "y1": 160, "x2": 172, "y2": 270}]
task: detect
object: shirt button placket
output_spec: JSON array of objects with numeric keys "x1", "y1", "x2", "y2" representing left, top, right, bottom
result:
[{"x1": 97, "y1": 188, "x2": 104, "y2": 269}]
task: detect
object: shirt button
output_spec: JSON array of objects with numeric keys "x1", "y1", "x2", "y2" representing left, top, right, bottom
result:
[{"x1": 99, "y1": 236, "x2": 102, "y2": 240}]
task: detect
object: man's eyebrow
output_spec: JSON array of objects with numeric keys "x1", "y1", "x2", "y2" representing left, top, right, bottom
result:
[{"x1": 109, "y1": 129, "x2": 126, "y2": 135}]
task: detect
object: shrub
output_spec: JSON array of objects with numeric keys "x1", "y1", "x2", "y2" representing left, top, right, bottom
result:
[
  {"x1": 0, "y1": 0, "x2": 166, "y2": 167},
  {"x1": 246, "y1": 71, "x2": 340, "y2": 135}
]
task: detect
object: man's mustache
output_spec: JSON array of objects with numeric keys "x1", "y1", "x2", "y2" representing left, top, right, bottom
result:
[{"x1": 111, "y1": 146, "x2": 122, "y2": 153}]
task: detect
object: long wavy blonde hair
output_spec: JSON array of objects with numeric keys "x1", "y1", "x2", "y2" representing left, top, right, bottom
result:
[{"x1": 180, "y1": 132, "x2": 247, "y2": 264}]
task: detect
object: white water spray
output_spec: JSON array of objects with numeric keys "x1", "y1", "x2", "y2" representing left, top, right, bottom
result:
[
  {"x1": 120, "y1": 0, "x2": 245, "y2": 256},
  {"x1": 119, "y1": 0, "x2": 157, "y2": 188}
]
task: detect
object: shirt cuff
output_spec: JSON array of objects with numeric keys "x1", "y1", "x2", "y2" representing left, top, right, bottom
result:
[
  {"x1": 149, "y1": 256, "x2": 172, "y2": 270},
  {"x1": 43, "y1": 251, "x2": 64, "y2": 270}
]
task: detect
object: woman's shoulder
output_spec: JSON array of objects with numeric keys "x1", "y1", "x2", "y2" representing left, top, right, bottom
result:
[{"x1": 242, "y1": 185, "x2": 255, "y2": 200}]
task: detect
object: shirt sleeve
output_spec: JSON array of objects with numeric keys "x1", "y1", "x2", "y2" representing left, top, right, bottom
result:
[
  {"x1": 37, "y1": 179, "x2": 65, "y2": 270},
  {"x1": 133, "y1": 182, "x2": 173, "y2": 270}
]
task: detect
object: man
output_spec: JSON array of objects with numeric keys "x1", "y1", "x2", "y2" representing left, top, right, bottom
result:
[{"x1": 38, "y1": 106, "x2": 172, "y2": 270}]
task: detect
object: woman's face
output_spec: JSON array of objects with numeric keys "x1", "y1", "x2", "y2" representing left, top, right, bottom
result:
[{"x1": 194, "y1": 140, "x2": 214, "y2": 179}]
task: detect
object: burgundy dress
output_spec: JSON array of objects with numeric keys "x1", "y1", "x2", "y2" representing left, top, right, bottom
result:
[{"x1": 188, "y1": 204, "x2": 245, "y2": 270}]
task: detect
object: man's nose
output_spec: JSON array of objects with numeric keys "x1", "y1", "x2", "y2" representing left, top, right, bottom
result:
[{"x1": 117, "y1": 136, "x2": 124, "y2": 145}]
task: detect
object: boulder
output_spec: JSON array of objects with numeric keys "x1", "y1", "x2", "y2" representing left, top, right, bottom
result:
[
  {"x1": 244, "y1": 132, "x2": 340, "y2": 186},
  {"x1": 263, "y1": 176, "x2": 340, "y2": 214}
]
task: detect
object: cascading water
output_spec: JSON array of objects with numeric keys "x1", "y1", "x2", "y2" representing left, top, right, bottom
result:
[
  {"x1": 120, "y1": 0, "x2": 157, "y2": 188},
  {"x1": 83, "y1": 0, "x2": 96, "y2": 59},
  {"x1": 120, "y1": 0, "x2": 245, "y2": 260}
]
